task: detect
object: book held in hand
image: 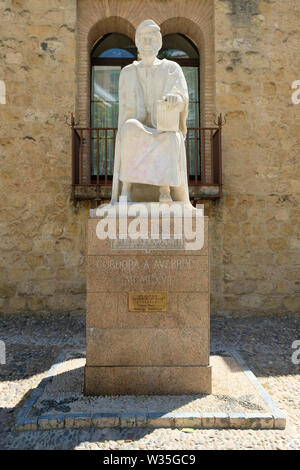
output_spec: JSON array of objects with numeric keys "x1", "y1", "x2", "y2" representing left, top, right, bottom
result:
[{"x1": 157, "y1": 99, "x2": 180, "y2": 132}]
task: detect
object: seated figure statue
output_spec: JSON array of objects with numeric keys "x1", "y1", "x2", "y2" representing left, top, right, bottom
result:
[{"x1": 110, "y1": 19, "x2": 191, "y2": 206}]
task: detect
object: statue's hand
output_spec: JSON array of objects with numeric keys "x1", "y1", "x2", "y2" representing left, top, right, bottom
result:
[{"x1": 163, "y1": 94, "x2": 183, "y2": 110}]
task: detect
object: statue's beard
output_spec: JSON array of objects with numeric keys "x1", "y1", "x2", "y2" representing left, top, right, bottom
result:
[
  {"x1": 138, "y1": 45, "x2": 160, "y2": 58},
  {"x1": 139, "y1": 50, "x2": 159, "y2": 60}
]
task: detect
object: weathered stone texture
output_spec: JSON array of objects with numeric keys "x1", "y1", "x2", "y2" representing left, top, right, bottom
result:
[
  {"x1": 212, "y1": 0, "x2": 300, "y2": 316},
  {"x1": 0, "y1": 0, "x2": 299, "y2": 316},
  {"x1": 0, "y1": 0, "x2": 85, "y2": 314},
  {"x1": 84, "y1": 215, "x2": 211, "y2": 394}
]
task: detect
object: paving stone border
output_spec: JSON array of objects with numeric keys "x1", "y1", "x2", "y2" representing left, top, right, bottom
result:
[
  {"x1": 15, "y1": 350, "x2": 286, "y2": 431},
  {"x1": 229, "y1": 349, "x2": 286, "y2": 430},
  {"x1": 15, "y1": 351, "x2": 67, "y2": 431}
]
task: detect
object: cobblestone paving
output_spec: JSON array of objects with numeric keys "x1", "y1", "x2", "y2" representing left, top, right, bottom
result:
[{"x1": 0, "y1": 314, "x2": 299, "y2": 450}]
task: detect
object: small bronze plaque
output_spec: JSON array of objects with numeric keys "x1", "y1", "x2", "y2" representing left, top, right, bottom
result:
[{"x1": 128, "y1": 292, "x2": 168, "y2": 312}]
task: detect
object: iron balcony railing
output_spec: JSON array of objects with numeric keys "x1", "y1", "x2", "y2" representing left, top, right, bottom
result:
[{"x1": 71, "y1": 114, "x2": 223, "y2": 201}]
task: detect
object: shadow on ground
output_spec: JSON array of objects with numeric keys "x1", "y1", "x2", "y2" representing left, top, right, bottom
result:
[
  {"x1": 211, "y1": 316, "x2": 300, "y2": 378},
  {"x1": 0, "y1": 313, "x2": 299, "y2": 444}
]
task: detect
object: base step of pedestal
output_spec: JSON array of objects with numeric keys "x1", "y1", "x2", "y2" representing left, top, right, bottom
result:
[
  {"x1": 84, "y1": 365, "x2": 212, "y2": 395},
  {"x1": 15, "y1": 351, "x2": 286, "y2": 431}
]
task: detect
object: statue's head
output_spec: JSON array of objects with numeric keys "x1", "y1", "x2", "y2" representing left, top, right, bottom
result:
[{"x1": 135, "y1": 19, "x2": 162, "y2": 59}]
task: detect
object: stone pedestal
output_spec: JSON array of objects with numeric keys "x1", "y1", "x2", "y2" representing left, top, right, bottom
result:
[{"x1": 84, "y1": 206, "x2": 211, "y2": 395}]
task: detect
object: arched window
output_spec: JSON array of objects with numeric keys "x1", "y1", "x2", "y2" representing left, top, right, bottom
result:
[
  {"x1": 159, "y1": 34, "x2": 199, "y2": 125},
  {"x1": 90, "y1": 32, "x2": 200, "y2": 179},
  {"x1": 158, "y1": 34, "x2": 200, "y2": 179},
  {"x1": 91, "y1": 33, "x2": 137, "y2": 179}
]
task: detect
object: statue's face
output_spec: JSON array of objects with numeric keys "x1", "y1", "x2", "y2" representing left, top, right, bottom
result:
[{"x1": 137, "y1": 29, "x2": 161, "y2": 58}]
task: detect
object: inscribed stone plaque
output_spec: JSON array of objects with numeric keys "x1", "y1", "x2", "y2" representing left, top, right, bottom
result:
[
  {"x1": 111, "y1": 238, "x2": 185, "y2": 252},
  {"x1": 128, "y1": 292, "x2": 168, "y2": 312}
]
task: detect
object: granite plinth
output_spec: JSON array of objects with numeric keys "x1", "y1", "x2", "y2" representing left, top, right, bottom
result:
[
  {"x1": 84, "y1": 207, "x2": 211, "y2": 395},
  {"x1": 85, "y1": 365, "x2": 212, "y2": 395}
]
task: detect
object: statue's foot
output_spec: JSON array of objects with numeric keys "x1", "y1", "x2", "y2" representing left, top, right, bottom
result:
[
  {"x1": 159, "y1": 192, "x2": 173, "y2": 203},
  {"x1": 119, "y1": 192, "x2": 132, "y2": 203},
  {"x1": 120, "y1": 182, "x2": 132, "y2": 203}
]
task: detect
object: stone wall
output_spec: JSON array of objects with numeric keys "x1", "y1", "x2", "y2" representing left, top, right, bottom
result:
[
  {"x1": 0, "y1": 0, "x2": 299, "y2": 317},
  {"x1": 0, "y1": 0, "x2": 87, "y2": 314},
  {"x1": 211, "y1": 0, "x2": 300, "y2": 316}
]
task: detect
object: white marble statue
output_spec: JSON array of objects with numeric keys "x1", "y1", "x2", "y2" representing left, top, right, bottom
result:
[{"x1": 110, "y1": 19, "x2": 191, "y2": 205}]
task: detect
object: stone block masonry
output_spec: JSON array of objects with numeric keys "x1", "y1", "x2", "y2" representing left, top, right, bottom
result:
[
  {"x1": 84, "y1": 214, "x2": 211, "y2": 395},
  {"x1": 0, "y1": 0, "x2": 299, "y2": 317}
]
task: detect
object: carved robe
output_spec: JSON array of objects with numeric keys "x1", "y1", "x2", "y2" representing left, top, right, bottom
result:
[{"x1": 111, "y1": 58, "x2": 190, "y2": 204}]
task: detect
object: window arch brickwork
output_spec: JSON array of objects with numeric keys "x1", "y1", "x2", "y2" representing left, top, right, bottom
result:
[{"x1": 76, "y1": 0, "x2": 215, "y2": 130}]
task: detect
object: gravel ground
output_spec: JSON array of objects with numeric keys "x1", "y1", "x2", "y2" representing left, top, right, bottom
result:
[{"x1": 0, "y1": 313, "x2": 299, "y2": 450}]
